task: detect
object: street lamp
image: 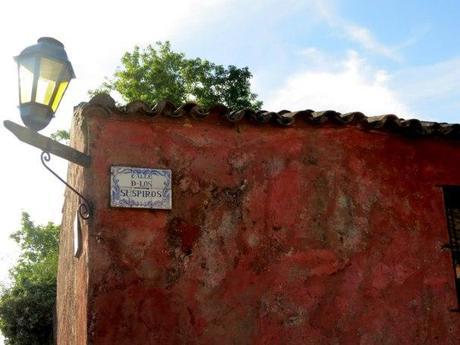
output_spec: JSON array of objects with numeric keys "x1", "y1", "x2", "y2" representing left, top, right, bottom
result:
[
  {"x1": 16, "y1": 37, "x2": 75, "y2": 131},
  {"x1": 4, "y1": 37, "x2": 91, "y2": 220}
]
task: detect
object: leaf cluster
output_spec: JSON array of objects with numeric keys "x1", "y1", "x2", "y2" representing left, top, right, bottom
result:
[
  {"x1": 50, "y1": 130, "x2": 70, "y2": 144},
  {"x1": 90, "y1": 41, "x2": 262, "y2": 110},
  {"x1": 0, "y1": 213, "x2": 59, "y2": 345}
]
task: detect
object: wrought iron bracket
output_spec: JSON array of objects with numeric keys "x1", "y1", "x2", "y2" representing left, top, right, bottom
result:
[
  {"x1": 4, "y1": 120, "x2": 91, "y2": 167},
  {"x1": 41, "y1": 151, "x2": 91, "y2": 219},
  {"x1": 3, "y1": 120, "x2": 92, "y2": 219}
]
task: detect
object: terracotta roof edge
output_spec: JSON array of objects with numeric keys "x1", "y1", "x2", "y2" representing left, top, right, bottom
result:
[{"x1": 78, "y1": 93, "x2": 460, "y2": 140}]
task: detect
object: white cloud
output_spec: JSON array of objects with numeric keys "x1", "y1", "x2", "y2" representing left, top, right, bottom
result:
[
  {"x1": 307, "y1": 0, "x2": 401, "y2": 61},
  {"x1": 295, "y1": 40, "x2": 460, "y2": 122},
  {"x1": 307, "y1": 0, "x2": 337, "y2": 22},
  {"x1": 390, "y1": 57, "x2": 460, "y2": 122},
  {"x1": 343, "y1": 24, "x2": 401, "y2": 62},
  {"x1": 266, "y1": 50, "x2": 411, "y2": 116},
  {"x1": 298, "y1": 47, "x2": 330, "y2": 68},
  {"x1": 392, "y1": 57, "x2": 460, "y2": 101}
]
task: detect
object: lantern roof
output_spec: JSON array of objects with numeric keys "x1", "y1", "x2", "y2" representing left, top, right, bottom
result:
[{"x1": 16, "y1": 37, "x2": 75, "y2": 79}]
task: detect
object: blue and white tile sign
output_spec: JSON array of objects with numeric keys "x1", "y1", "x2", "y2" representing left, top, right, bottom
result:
[{"x1": 111, "y1": 166, "x2": 172, "y2": 209}]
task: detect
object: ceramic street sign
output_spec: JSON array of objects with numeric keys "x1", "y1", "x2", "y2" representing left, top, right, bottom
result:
[{"x1": 111, "y1": 166, "x2": 172, "y2": 209}]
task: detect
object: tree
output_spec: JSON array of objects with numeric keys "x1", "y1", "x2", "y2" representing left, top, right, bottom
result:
[
  {"x1": 50, "y1": 130, "x2": 70, "y2": 144},
  {"x1": 91, "y1": 41, "x2": 263, "y2": 110},
  {"x1": 0, "y1": 213, "x2": 59, "y2": 345}
]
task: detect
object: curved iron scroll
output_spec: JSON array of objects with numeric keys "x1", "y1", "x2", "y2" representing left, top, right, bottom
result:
[{"x1": 41, "y1": 151, "x2": 91, "y2": 219}]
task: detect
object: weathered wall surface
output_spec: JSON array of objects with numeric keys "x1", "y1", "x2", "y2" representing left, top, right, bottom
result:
[
  {"x1": 60, "y1": 103, "x2": 460, "y2": 344},
  {"x1": 56, "y1": 108, "x2": 89, "y2": 345}
]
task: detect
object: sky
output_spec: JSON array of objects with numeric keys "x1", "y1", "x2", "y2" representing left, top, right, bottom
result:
[{"x1": 0, "y1": 0, "x2": 460, "y2": 341}]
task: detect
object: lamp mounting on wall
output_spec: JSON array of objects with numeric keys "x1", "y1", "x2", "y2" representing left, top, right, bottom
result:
[{"x1": 4, "y1": 37, "x2": 92, "y2": 219}]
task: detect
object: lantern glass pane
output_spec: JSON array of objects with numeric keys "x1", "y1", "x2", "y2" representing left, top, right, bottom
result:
[
  {"x1": 36, "y1": 57, "x2": 64, "y2": 106},
  {"x1": 51, "y1": 81, "x2": 69, "y2": 112},
  {"x1": 18, "y1": 57, "x2": 35, "y2": 104}
]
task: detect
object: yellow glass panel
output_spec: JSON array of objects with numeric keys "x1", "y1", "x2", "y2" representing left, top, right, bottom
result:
[
  {"x1": 36, "y1": 79, "x2": 56, "y2": 106},
  {"x1": 18, "y1": 57, "x2": 35, "y2": 103},
  {"x1": 51, "y1": 81, "x2": 69, "y2": 111},
  {"x1": 36, "y1": 57, "x2": 63, "y2": 106}
]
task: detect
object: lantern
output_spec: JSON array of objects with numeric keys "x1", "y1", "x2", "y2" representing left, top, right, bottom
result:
[{"x1": 16, "y1": 37, "x2": 75, "y2": 131}]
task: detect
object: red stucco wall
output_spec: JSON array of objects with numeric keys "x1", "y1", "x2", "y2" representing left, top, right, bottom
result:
[{"x1": 61, "y1": 104, "x2": 460, "y2": 344}]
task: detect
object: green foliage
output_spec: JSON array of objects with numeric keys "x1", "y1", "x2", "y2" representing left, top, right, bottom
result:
[
  {"x1": 50, "y1": 130, "x2": 70, "y2": 144},
  {"x1": 0, "y1": 213, "x2": 59, "y2": 345},
  {"x1": 91, "y1": 41, "x2": 263, "y2": 110}
]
